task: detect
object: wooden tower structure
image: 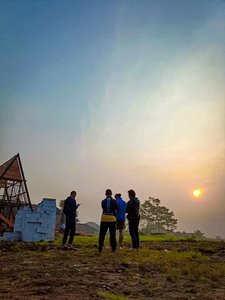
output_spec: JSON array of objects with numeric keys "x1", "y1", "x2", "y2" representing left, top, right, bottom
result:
[{"x1": 0, "y1": 153, "x2": 32, "y2": 229}]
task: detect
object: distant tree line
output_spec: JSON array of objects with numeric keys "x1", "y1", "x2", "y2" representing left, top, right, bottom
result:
[
  {"x1": 174, "y1": 230, "x2": 205, "y2": 239},
  {"x1": 140, "y1": 197, "x2": 178, "y2": 235}
]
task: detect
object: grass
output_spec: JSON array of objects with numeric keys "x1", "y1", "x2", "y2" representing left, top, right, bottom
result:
[
  {"x1": 98, "y1": 291, "x2": 129, "y2": 300},
  {"x1": 1, "y1": 236, "x2": 225, "y2": 299},
  {"x1": 113, "y1": 247, "x2": 220, "y2": 282},
  {"x1": 139, "y1": 234, "x2": 184, "y2": 242},
  {"x1": 53, "y1": 234, "x2": 194, "y2": 246},
  {"x1": 44, "y1": 234, "x2": 225, "y2": 284},
  {"x1": 54, "y1": 235, "x2": 99, "y2": 246},
  {"x1": 165, "y1": 261, "x2": 225, "y2": 282}
]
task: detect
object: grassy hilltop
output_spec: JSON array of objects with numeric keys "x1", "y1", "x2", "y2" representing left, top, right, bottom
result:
[{"x1": 0, "y1": 235, "x2": 225, "y2": 300}]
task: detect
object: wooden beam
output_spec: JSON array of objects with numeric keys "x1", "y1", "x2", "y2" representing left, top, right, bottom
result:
[{"x1": 0, "y1": 214, "x2": 14, "y2": 227}]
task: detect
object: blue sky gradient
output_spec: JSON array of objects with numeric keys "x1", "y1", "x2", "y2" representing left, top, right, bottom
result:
[{"x1": 1, "y1": 0, "x2": 225, "y2": 237}]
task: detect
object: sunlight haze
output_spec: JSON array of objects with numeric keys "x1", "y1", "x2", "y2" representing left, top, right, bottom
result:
[{"x1": 0, "y1": 0, "x2": 224, "y2": 238}]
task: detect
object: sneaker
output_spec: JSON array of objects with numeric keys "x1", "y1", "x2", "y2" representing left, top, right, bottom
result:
[{"x1": 68, "y1": 245, "x2": 76, "y2": 250}]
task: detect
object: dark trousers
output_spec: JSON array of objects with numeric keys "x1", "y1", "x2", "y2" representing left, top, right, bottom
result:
[
  {"x1": 98, "y1": 221, "x2": 116, "y2": 251},
  {"x1": 62, "y1": 220, "x2": 76, "y2": 245},
  {"x1": 129, "y1": 219, "x2": 139, "y2": 249}
]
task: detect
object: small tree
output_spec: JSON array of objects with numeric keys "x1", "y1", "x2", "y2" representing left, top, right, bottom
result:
[
  {"x1": 59, "y1": 199, "x2": 65, "y2": 210},
  {"x1": 151, "y1": 198, "x2": 161, "y2": 233},
  {"x1": 215, "y1": 235, "x2": 223, "y2": 241},
  {"x1": 193, "y1": 230, "x2": 205, "y2": 239},
  {"x1": 140, "y1": 197, "x2": 177, "y2": 234},
  {"x1": 139, "y1": 198, "x2": 155, "y2": 234},
  {"x1": 162, "y1": 209, "x2": 177, "y2": 233}
]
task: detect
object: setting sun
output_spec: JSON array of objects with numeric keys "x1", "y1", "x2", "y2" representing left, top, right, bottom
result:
[{"x1": 193, "y1": 189, "x2": 201, "y2": 197}]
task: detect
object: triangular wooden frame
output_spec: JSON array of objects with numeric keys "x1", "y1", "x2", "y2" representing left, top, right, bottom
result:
[{"x1": 0, "y1": 153, "x2": 32, "y2": 228}]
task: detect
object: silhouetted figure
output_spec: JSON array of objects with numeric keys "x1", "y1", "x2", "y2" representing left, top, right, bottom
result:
[
  {"x1": 126, "y1": 189, "x2": 140, "y2": 251},
  {"x1": 62, "y1": 191, "x2": 80, "y2": 249},
  {"x1": 98, "y1": 189, "x2": 118, "y2": 252}
]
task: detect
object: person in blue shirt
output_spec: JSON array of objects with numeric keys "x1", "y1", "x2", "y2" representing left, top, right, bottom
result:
[
  {"x1": 62, "y1": 190, "x2": 80, "y2": 249},
  {"x1": 115, "y1": 193, "x2": 127, "y2": 249}
]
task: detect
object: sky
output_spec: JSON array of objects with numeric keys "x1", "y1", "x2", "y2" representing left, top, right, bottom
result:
[{"x1": 0, "y1": 0, "x2": 224, "y2": 238}]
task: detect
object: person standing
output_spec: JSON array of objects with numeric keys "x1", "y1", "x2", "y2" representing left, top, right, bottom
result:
[
  {"x1": 62, "y1": 191, "x2": 80, "y2": 249},
  {"x1": 98, "y1": 189, "x2": 118, "y2": 252},
  {"x1": 126, "y1": 189, "x2": 140, "y2": 251},
  {"x1": 115, "y1": 193, "x2": 127, "y2": 249}
]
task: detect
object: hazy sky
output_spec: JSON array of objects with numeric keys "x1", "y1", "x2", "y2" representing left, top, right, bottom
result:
[{"x1": 1, "y1": 0, "x2": 224, "y2": 237}]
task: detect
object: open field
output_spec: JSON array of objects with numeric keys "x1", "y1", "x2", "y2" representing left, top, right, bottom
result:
[{"x1": 0, "y1": 235, "x2": 225, "y2": 300}]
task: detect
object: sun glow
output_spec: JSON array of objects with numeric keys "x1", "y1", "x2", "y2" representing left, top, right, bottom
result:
[{"x1": 193, "y1": 189, "x2": 201, "y2": 197}]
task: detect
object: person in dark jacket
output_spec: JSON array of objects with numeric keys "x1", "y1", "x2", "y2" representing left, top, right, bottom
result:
[
  {"x1": 126, "y1": 189, "x2": 140, "y2": 251},
  {"x1": 62, "y1": 191, "x2": 80, "y2": 249},
  {"x1": 98, "y1": 189, "x2": 118, "y2": 252}
]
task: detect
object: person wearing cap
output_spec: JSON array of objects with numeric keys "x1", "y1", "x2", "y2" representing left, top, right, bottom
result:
[
  {"x1": 98, "y1": 189, "x2": 118, "y2": 252},
  {"x1": 115, "y1": 193, "x2": 127, "y2": 249}
]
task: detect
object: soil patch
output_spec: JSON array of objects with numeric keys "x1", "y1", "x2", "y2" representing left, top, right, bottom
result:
[{"x1": 0, "y1": 240, "x2": 225, "y2": 299}]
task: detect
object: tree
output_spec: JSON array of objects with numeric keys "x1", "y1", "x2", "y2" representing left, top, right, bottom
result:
[
  {"x1": 193, "y1": 230, "x2": 205, "y2": 239},
  {"x1": 151, "y1": 198, "x2": 161, "y2": 233},
  {"x1": 140, "y1": 197, "x2": 177, "y2": 234},
  {"x1": 215, "y1": 235, "x2": 223, "y2": 241},
  {"x1": 139, "y1": 198, "x2": 155, "y2": 235},
  {"x1": 59, "y1": 199, "x2": 65, "y2": 210},
  {"x1": 162, "y1": 209, "x2": 177, "y2": 233}
]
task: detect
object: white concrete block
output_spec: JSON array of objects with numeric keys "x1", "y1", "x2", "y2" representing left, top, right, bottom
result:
[
  {"x1": 42, "y1": 204, "x2": 56, "y2": 208},
  {"x1": 33, "y1": 233, "x2": 46, "y2": 241},
  {"x1": 25, "y1": 223, "x2": 40, "y2": 231},
  {"x1": 22, "y1": 217, "x2": 30, "y2": 224},
  {"x1": 40, "y1": 213, "x2": 49, "y2": 218},
  {"x1": 14, "y1": 224, "x2": 22, "y2": 231},
  {"x1": 21, "y1": 233, "x2": 33, "y2": 242},
  {"x1": 16, "y1": 212, "x2": 24, "y2": 217},
  {"x1": 32, "y1": 236, "x2": 41, "y2": 242},
  {"x1": 36, "y1": 227, "x2": 50, "y2": 234},
  {"x1": 28, "y1": 217, "x2": 41, "y2": 223},
  {"x1": 42, "y1": 210, "x2": 52, "y2": 215},
  {"x1": 47, "y1": 222, "x2": 55, "y2": 229},
  {"x1": 42, "y1": 198, "x2": 56, "y2": 205},
  {"x1": 38, "y1": 217, "x2": 50, "y2": 223},
  {"x1": 20, "y1": 207, "x2": 31, "y2": 212},
  {"x1": 33, "y1": 233, "x2": 45, "y2": 238},
  {"x1": 41, "y1": 222, "x2": 50, "y2": 228},
  {"x1": 15, "y1": 218, "x2": 23, "y2": 224},
  {"x1": 3, "y1": 232, "x2": 21, "y2": 240},
  {"x1": 14, "y1": 230, "x2": 22, "y2": 235},
  {"x1": 24, "y1": 213, "x2": 36, "y2": 218},
  {"x1": 2, "y1": 198, "x2": 56, "y2": 242}
]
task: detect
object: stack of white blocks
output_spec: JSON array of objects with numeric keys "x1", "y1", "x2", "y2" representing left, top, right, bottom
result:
[{"x1": 2, "y1": 198, "x2": 56, "y2": 242}]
